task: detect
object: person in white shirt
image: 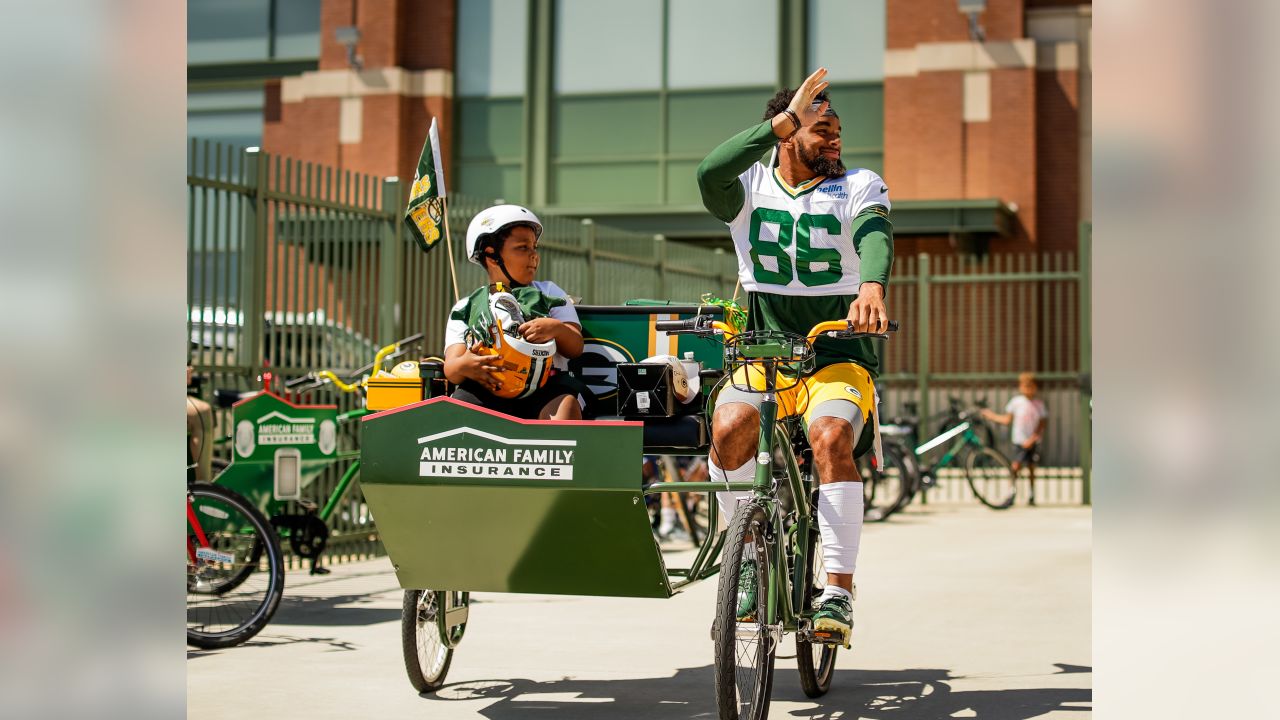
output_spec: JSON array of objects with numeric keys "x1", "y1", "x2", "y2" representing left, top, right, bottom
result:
[{"x1": 981, "y1": 372, "x2": 1048, "y2": 505}]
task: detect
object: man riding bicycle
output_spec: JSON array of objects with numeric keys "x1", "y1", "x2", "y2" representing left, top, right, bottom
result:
[{"x1": 696, "y1": 67, "x2": 893, "y2": 646}]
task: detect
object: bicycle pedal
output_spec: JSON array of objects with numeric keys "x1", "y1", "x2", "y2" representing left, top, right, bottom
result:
[{"x1": 811, "y1": 630, "x2": 850, "y2": 649}]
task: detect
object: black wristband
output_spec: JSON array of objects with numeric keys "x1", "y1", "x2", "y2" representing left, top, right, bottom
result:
[{"x1": 781, "y1": 109, "x2": 801, "y2": 137}]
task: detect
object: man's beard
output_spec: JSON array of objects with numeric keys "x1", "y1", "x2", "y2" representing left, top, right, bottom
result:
[{"x1": 799, "y1": 144, "x2": 845, "y2": 178}]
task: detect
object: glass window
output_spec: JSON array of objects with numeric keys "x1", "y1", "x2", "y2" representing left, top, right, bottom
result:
[
  {"x1": 807, "y1": 0, "x2": 884, "y2": 83},
  {"x1": 458, "y1": 0, "x2": 529, "y2": 97},
  {"x1": 187, "y1": 88, "x2": 264, "y2": 149},
  {"x1": 274, "y1": 0, "x2": 321, "y2": 59},
  {"x1": 188, "y1": 0, "x2": 270, "y2": 63},
  {"x1": 187, "y1": 111, "x2": 264, "y2": 150},
  {"x1": 667, "y1": 0, "x2": 777, "y2": 89},
  {"x1": 555, "y1": 0, "x2": 661, "y2": 93}
]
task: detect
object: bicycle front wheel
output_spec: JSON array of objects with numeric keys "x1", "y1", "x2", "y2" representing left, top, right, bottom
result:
[
  {"x1": 402, "y1": 589, "x2": 462, "y2": 693},
  {"x1": 965, "y1": 447, "x2": 1017, "y2": 509},
  {"x1": 795, "y1": 524, "x2": 838, "y2": 697},
  {"x1": 187, "y1": 483, "x2": 285, "y2": 649},
  {"x1": 714, "y1": 501, "x2": 776, "y2": 720}
]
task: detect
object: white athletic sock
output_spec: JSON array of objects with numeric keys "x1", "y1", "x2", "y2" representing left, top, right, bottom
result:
[
  {"x1": 819, "y1": 584, "x2": 855, "y2": 603},
  {"x1": 658, "y1": 507, "x2": 677, "y2": 534},
  {"x1": 710, "y1": 459, "x2": 754, "y2": 527},
  {"x1": 817, "y1": 481, "x2": 864, "y2": 575}
]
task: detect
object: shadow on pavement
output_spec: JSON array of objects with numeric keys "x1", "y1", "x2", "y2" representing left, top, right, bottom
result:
[
  {"x1": 267, "y1": 592, "x2": 402, "y2": 627},
  {"x1": 414, "y1": 665, "x2": 1091, "y2": 719}
]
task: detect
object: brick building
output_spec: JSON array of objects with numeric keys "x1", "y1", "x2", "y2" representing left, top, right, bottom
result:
[{"x1": 189, "y1": 0, "x2": 1090, "y2": 254}]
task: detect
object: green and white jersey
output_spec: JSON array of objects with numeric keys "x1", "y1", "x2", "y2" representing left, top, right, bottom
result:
[
  {"x1": 728, "y1": 161, "x2": 890, "y2": 295},
  {"x1": 697, "y1": 119, "x2": 894, "y2": 375}
]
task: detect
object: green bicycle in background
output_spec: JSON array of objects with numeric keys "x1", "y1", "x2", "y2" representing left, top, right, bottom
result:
[
  {"x1": 210, "y1": 333, "x2": 425, "y2": 574},
  {"x1": 875, "y1": 397, "x2": 1018, "y2": 512}
]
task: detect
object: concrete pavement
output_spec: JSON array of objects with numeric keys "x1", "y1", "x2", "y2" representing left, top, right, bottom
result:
[{"x1": 188, "y1": 504, "x2": 1091, "y2": 719}]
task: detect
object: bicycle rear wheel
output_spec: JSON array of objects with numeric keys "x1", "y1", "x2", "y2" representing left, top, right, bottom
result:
[
  {"x1": 187, "y1": 483, "x2": 285, "y2": 649},
  {"x1": 714, "y1": 500, "x2": 776, "y2": 720},
  {"x1": 965, "y1": 447, "x2": 1017, "y2": 509},
  {"x1": 795, "y1": 524, "x2": 838, "y2": 697}
]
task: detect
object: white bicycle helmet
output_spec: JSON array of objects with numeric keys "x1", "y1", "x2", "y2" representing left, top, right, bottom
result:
[
  {"x1": 465, "y1": 204, "x2": 543, "y2": 267},
  {"x1": 641, "y1": 354, "x2": 694, "y2": 404}
]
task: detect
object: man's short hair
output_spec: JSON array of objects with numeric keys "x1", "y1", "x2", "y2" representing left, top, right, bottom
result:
[{"x1": 763, "y1": 87, "x2": 834, "y2": 122}]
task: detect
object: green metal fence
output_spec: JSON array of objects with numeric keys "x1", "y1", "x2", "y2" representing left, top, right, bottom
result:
[
  {"x1": 186, "y1": 141, "x2": 743, "y2": 565},
  {"x1": 188, "y1": 141, "x2": 1093, "y2": 567},
  {"x1": 878, "y1": 223, "x2": 1092, "y2": 502}
]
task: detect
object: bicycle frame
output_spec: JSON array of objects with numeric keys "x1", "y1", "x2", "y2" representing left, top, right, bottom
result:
[
  {"x1": 634, "y1": 386, "x2": 818, "y2": 632},
  {"x1": 913, "y1": 420, "x2": 986, "y2": 476}
]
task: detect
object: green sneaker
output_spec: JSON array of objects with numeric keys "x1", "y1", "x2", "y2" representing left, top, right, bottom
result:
[
  {"x1": 812, "y1": 593, "x2": 853, "y2": 647},
  {"x1": 735, "y1": 558, "x2": 757, "y2": 622}
]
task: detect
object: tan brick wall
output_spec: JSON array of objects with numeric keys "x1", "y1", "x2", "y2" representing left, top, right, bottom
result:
[
  {"x1": 1035, "y1": 68, "x2": 1081, "y2": 253},
  {"x1": 883, "y1": 1, "x2": 1090, "y2": 253},
  {"x1": 399, "y1": 0, "x2": 456, "y2": 70},
  {"x1": 988, "y1": 68, "x2": 1037, "y2": 243},
  {"x1": 264, "y1": 0, "x2": 454, "y2": 191},
  {"x1": 887, "y1": 0, "x2": 1024, "y2": 47}
]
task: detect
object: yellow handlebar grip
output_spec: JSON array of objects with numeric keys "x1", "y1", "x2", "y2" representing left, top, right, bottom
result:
[
  {"x1": 315, "y1": 370, "x2": 361, "y2": 393},
  {"x1": 711, "y1": 320, "x2": 737, "y2": 340},
  {"x1": 372, "y1": 342, "x2": 399, "y2": 371},
  {"x1": 808, "y1": 320, "x2": 850, "y2": 339}
]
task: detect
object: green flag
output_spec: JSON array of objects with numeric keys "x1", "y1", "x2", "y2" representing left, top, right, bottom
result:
[{"x1": 405, "y1": 117, "x2": 448, "y2": 254}]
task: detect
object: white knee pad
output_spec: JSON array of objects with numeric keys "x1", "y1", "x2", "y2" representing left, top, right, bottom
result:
[
  {"x1": 710, "y1": 459, "x2": 754, "y2": 527},
  {"x1": 817, "y1": 481, "x2": 864, "y2": 575}
]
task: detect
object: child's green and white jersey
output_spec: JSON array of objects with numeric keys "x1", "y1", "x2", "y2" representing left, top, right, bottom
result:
[
  {"x1": 444, "y1": 280, "x2": 580, "y2": 368},
  {"x1": 698, "y1": 120, "x2": 895, "y2": 375},
  {"x1": 729, "y1": 161, "x2": 890, "y2": 296}
]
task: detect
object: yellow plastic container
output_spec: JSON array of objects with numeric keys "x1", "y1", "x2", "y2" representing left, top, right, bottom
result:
[{"x1": 366, "y1": 376, "x2": 425, "y2": 411}]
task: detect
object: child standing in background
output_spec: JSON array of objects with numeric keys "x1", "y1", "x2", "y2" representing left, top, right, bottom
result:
[{"x1": 982, "y1": 372, "x2": 1048, "y2": 505}]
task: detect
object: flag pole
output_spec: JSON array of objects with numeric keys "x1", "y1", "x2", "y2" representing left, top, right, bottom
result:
[{"x1": 441, "y1": 196, "x2": 460, "y2": 303}]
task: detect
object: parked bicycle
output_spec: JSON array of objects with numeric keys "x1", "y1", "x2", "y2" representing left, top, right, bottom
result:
[
  {"x1": 879, "y1": 397, "x2": 1017, "y2": 510},
  {"x1": 186, "y1": 480, "x2": 285, "y2": 648},
  {"x1": 198, "y1": 333, "x2": 425, "y2": 575}
]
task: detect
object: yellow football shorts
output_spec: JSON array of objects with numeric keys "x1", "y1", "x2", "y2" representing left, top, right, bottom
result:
[{"x1": 728, "y1": 362, "x2": 877, "y2": 427}]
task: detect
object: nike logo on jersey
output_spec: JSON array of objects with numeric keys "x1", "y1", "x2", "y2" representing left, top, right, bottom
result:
[{"x1": 879, "y1": 185, "x2": 888, "y2": 193}]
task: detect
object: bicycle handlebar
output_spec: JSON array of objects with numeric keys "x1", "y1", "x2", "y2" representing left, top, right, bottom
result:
[
  {"x1": 285, "y1": 332, "x2": 427, "y2": 394},
  {"x1": 655, "y1": 315, "x2": 898, "y2": 343}
]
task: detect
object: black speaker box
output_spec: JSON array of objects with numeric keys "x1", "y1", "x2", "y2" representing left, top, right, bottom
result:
[{"x1": 617, "y1": 363, "x2": 676, "y2": 418}]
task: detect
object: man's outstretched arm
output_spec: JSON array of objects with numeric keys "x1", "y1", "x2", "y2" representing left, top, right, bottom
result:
[
  {"x1": 696, "y1": 121, "x2": 779, "y2": 223},
  {"x1": 697, "y1": 68, "x2": 833, "y2": 223}
]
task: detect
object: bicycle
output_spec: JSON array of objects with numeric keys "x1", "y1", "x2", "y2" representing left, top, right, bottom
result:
[
  {"x1": 658, "y1": 313, "x2": 897, "y2": 720},
  {"x1": 881, "y1": 397, "x2": 1017, "y2": 510},
  {"x1": 186, "y1": 480, "x2": 285, "y2": 648},
  {"x1": 857, "y1": 439, "x2": 913, "y2": 522}
]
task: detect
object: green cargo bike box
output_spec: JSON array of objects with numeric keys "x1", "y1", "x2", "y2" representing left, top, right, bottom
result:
[{"x1": 359, "y1": 304, "x2": 725, "y2": 599}]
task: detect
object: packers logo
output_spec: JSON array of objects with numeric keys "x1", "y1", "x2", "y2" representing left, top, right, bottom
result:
[
  {"x1": 410, "y1": 198, "x2": 444, "y2": 247},
  {"x1": 410, "y1": 173, "x2": 433, "y2": 201},
  {"x1": 567, "y1": 339, "x2": 634, "y2": 399}
]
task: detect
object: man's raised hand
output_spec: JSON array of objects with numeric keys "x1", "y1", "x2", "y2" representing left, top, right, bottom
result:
[{"x1": 789, "y1": 67, "x2": 830, "y2": 127}]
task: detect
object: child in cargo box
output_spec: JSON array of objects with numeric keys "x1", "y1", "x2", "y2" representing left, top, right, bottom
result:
[{"x1": 442, "y1": 204, "x2": 585, "y2": 420}]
